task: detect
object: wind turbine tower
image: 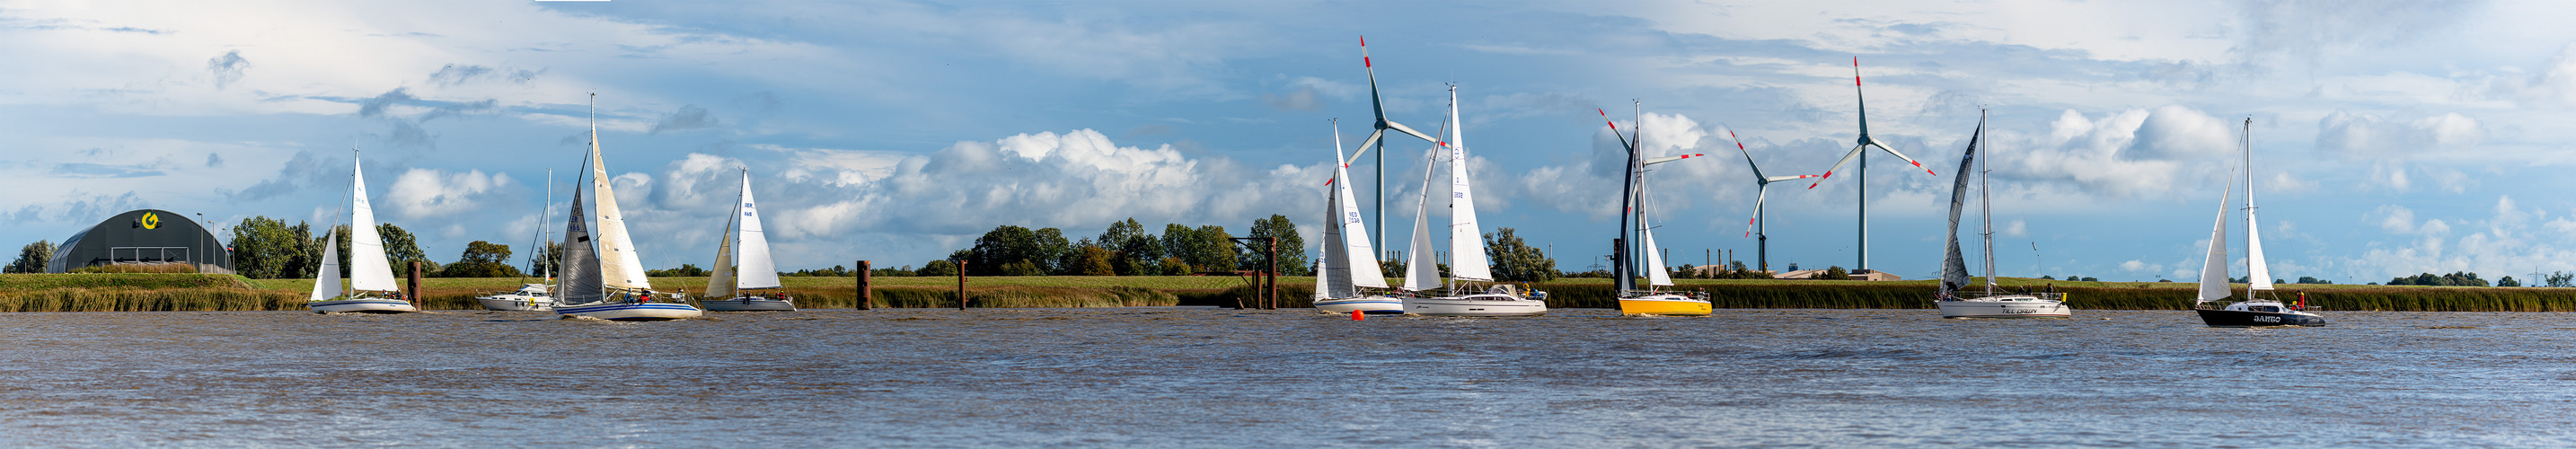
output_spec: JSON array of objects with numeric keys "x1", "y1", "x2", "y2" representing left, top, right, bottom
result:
[
  {"x1": 1808, "y1": 57, "x2": 1935, "y2": 273},
  {"x1": 1350, "y1": 37, "x2": 1443, "y2": 259}
]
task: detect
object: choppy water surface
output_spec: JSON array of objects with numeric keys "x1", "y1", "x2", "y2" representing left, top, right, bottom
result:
[{"x1": 1, "y1": 308, "x2": 2572, "y2": 447}]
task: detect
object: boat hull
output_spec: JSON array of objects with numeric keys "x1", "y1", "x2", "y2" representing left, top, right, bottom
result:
[
  {"x1": 1314, "y1": 296, "x2": 1406, "y2": 314},
  {"x1": 2195, "y1": 309, "x2": 2326, "y2": 327},
  {"x1": 1937, "y1": 298, "x2": 2069, "y2": 318},
  {"x1": 310, "y1": 298, "x2": 419, "y2": 314},
  {"x1": 1618, "y1": 295, "x2": 1711, "y2": 316},
  {"x1": 701, "y1": 298, "x2": 796, "y2": 312},
  {"x1": 474, "y1": 295, "x2": 555, "y2": 312},
  {"x1": 1405, "y1": 295, "x2": 1547, "y2": 317},
  {"x1": 557, "y1": 302, "x2": 704, "y2": 321}
]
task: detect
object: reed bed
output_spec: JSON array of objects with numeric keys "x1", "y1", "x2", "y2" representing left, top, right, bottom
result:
[{"x1": 0, "y1": 287, "x2": 300, "y2": 312}]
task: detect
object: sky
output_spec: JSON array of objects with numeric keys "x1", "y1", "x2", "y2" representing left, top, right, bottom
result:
[{"x1": 4, "y1": 0, "x2": 2574, "y2": 284}]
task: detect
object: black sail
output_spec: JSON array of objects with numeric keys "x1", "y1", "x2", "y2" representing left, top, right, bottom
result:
[
  {"x1": 1939, "y1": 119, "x2": 1982, "y2": 297},
  {"x1": 560, "y1": 185, "x2": 604, "y2": 304}
]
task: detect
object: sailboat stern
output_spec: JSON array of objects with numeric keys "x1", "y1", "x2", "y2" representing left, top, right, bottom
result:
[{"x1": 1618, "y1": 293, "x2": 1712, "y2": 316}]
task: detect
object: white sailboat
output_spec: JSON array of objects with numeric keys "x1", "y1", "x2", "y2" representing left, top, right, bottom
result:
[
  {"x1": 1401, "y1": 85, "x2": 1546, "y2": 317},
  {"x1": 1935, "y1": 110, "x2": 2068, "y2": 318},
  {"x1": 553, "y1": 94, "x2": 703, "y2": 321},
  {"x1": 309, "y1": 149, "x2": 419, "y2": 314},
  {"x1": 478, "y1": 170, "x2": 558, "y2": 311},
  {"x1": 1311, "y1": 119, "x2": 1404, "y2": 314},
  {"x1": 2194, "y1": 118, "x2": 2324, "y2": 327},
  {"x1": 1601, "y1": 102, "x2": 1711, "y2": 316},
  {"x1": 702, "y1": 169, "x2": 795, "y2": 312}
]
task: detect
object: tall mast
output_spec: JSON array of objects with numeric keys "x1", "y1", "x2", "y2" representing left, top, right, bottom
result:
[{"x1": 1978, "y1": 110, "x2": 1993, "y2": 295}]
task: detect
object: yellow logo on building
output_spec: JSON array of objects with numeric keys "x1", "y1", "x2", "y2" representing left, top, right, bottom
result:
[{"x1": 139, "y1": 212, "x2": 160, "y2": 230}]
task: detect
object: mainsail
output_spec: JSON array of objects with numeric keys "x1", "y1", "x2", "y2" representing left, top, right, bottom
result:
[
  {"x1": 1939, "y1": 119, "x2": 1982, "y2": 297},
  {"x1": 309, "y1": 227, "x2": 341, "y2": 301},
  {"x1": 1319, "y1": 173, "x2": 1350, "y2": 299},
  {"x1": 2196, "y1": 181, "x2": 2235, "y2": 303},
  {"x1": 1641, "y1": 211, "x2": 1672, "y2": 287},
  {"x1": 735, "y1": 172, "x2": 781, "y2": 291},
  {"x1": 1444, "y1": 88, "x2": 1493, "y2": 282},
  {"x1": 1331, "y1": 135, "x2": 1387, "y2": 290},
  {"x1": 560, "y1": 185, "x2": 604, "y2": 304},
  {"x1": 348, "y1": 156, "x2": 400, "y2": 293},
  {"x1": 587, "y1": 119, "x2": 652, "y2": 290},
  {"x1": 2243, "y1": 119, "x2": 2273, "y2": 293}
]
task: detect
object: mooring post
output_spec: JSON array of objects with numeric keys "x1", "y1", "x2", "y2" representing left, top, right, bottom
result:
[
  {"x1": 857, "y1": 260, "x2": 872, "y2": 311},
  {"x1": 1266, "y1": 237, "x2": 1278, "y2": 310},
  {"x1": 407, "y1": 260, "x2": 421, "y2": 307},
  {"x1": 956, "y1": 260, "x2": 968, "y2": 311}
]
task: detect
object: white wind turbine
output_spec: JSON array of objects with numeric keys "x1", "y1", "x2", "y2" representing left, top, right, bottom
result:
[
  {"x1": 1805, "y1": 57, "x2": 1935, "y2": 273},
  {"x1": 1341, "y1": 36, "x2": 1445, "y2": 260},
  {"x1": 1728, "y1": 128, "x2": 1818, "y2": 273}
]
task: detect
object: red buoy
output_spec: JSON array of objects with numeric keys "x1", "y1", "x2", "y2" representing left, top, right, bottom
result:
[{"x1": 1351, "y1": 310, "x2": 1364, "y2": 321}]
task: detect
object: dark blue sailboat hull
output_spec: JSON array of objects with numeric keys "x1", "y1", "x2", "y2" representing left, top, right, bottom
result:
[{"x1": 2195, "y1": 309, "x2": 2327, "y2": 327}]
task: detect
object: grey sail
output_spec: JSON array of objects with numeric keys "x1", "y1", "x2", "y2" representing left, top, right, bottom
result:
[
  {"x1": 559, "y1": 185, "x2": 604, "y2": 304},
  {"x1": 1938, "y1": 119, "x2": 1983, "y2": 297}
]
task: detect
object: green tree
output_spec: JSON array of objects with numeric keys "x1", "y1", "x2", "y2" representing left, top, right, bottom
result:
[
  {"x1": 1158, "y1": 256, "x2": 1192, "y2": 276},
  {"x1": 5, "y1": 240, "x2": 54, "y2": 273},
  {"x1": 1243, "y1": 215, "x2": 1308, "y2": 276},
  {"x1": 440, "y1": 241, "x2": 522, "y2": 277},
  {"x1": 226, "y1": 216, "x2": 303, "y2": 278},
  {"x1": 1188, "y1": 224, "x2": 1236, "y2": 273},
  {"x1": 967, "y1": 224, "x2": 1044, "y2": 276},
  {"x1": 1034, "y1": 227, "x2": 1072, "y2": 274},
  {"x1": 1160, "y1": 224, "x2": 1198, "y2": 271},
  {"x1": 1821, "y1": 266, "x2": 1852, "y2": 280},
  {"x1": 1072, "y1": 244, "x2": 1116, "y2": 276},
  {"x1": 1100, "y1": 218, "x2": 1159, "y2": 276},
  {"x1": 1483, "y1": 227, "x2": 1557, "y2": 282},
  {"x1": 2499, "y1": 276, "x2": 2521, "y2": 287},
  {"x1": 376, "y1": 223, "x2": 432, "y2": 273},
  {"x1": 529, "y1": 241, "x2": 563, "y2": 278},
  {"x1": 918, "y1": 259, "x2": 958, "y2": 277}
]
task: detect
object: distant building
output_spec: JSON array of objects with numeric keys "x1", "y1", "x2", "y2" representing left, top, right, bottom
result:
[
  {"x1": 1772, "y1": 269, "x2": 1904, "y2": 281},
  {"x1": 47, "y1": 209, "x2": 234, "y2": 275}
]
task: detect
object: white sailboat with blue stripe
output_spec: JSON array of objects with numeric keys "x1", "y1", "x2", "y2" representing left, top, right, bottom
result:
[
  {"x1": 552, "y1": 95, "x2": 701, "y2": 321},
  {"x1": 701, "y1": 169, "x2": 794, "y2": 312}
]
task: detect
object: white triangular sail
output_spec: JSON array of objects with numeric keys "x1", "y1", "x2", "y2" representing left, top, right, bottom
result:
[
  {"x1": 2243, "y1": 120, "x2": 2273, "y2": 292},
  {"x1": 348, "y1": 156, "x2": 400, "y2": 293},
  {"x1": 1402, "y1": 149, "x2": 1439, "y2": 291},
  {"x1": 1331, "y1": 138, "x2": 1387, "y2": 290},
  {"x1": 588, "y1": 119, "x2": 652, "y2": 290},
  {"x1": 2196, "y1": 181, "x2": 2234, "y2": 303},
  {"x1": 1641, "y1": 212, "x2": 1672, "y2": 287},
  {"x1": 1319, "y1": 173, "x2": 1351, "y2": 299},
  {"x1": 1444, "y1": 88, "x2": 1493, "y2": 282},
  {"x1": 735, "y1": 172, "x2": 781, "y2": 290},
  {"x1": 309, "y1": 227, "x2": 341, "y2": 301},
  {"x1": 707, "y1": 207, "x2": 737, "y2": 299}
]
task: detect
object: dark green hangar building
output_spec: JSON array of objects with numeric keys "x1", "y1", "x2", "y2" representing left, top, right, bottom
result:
[{"x1": 47, "y1": 209, "x2": 234, "y2": 275}]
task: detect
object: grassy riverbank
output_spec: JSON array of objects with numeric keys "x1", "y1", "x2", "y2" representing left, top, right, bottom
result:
[{"x1": 10, "y1": 273, "x2": 2576, "y2": 312}]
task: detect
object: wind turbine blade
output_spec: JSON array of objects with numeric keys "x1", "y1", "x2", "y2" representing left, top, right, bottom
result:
[
  {"x1": 1643, "y1": 154, "x2": 1703, "y2": 165},
  {"x1": 1806, "y1": 144, "x2": 1869, "y2": 189},
  {"x1": 1363, "y1": 36, "x2": 1389, "y2": 129},
  {"x1": 1765, "y1": 174, "x2": 1819, "y2": 183},
  {"x1": 1853, "y1": 57, "x2": 1871, "y2": 138},
  {"x1": 1596, "y1": 109, "x2": 1637, "y2": 154},
  {"x1": 1385, "y1": 119, "x2": 1441, "y2": 144},
  {"x1": 1868, "y1": 140, "x2": 1936, "y2": 176},
  {"x1": 1747, "y1": 186, "x2": 1767, "y2": 238},
  {"x1": 1726, "y1": 128, "x2": 1767, "y2": 180},
  {"x1": 1344, "y1": 128, "x2": 1386, "y2": 166}
]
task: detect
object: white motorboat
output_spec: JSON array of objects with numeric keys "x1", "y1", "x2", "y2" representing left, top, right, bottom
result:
[
  {"x1": 552, "y1": 95, "x2": 701, "y2": 321},
  {"x1": 1310, "y1": 119, "x2": 1403, "y2": 315},
  {"x1": 308, "y1": 148, "x2": 419, "y2": 314},
  {"x1": 2192, "y1": 118, "x2": 2324, "y2": 328},
  {"x1": 475, "y1": 283, "x2": 556, "y2": 311},
  {"x1": 1397, "y1": 86, "x2": 1545, "y2": 317},
  {"x1": 701, "y1": 169, "x2": 795, "y2": 312},
  {"x1": 1935, "y1": 110, "x2": 2068, "y2": 319}
]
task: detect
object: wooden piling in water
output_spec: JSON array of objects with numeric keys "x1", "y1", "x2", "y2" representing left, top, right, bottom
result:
[
  {"x1": 1266, "y1": 237, "x2": 1278, "y2": 310},
  {"x1": 857, "y1": 260, "x2": 872, "y2": 311},
  {"x1": 956, "y1": 260, "x2": 968, "y2": 310},
  {"x1": 406, "y1": 261, "x2": 421, "y2": 306}
]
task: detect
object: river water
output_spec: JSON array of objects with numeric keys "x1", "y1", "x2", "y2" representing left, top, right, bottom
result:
[{"x1": 0, "y1": 308, "x2": 2570, "y2": 447}]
